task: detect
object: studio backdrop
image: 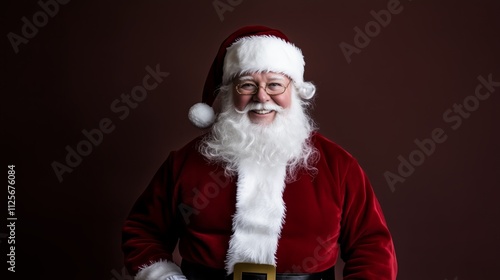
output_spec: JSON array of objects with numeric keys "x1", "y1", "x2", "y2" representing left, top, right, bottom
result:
[{"x1": 2, "y1": 0, "x2": 499, "y2": 279}]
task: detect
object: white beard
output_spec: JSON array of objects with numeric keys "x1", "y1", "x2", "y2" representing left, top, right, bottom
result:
[
  {"x1": 199, "y1": 87, "x2": 317, "y2": 180},
  {"x1": 198, "y1": 87, "x2": 318, "y2": 274}
]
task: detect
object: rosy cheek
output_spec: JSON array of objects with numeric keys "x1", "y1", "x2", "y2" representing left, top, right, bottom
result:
[
  {"x1": 272, "y1": 95, "x2": 291, "y2": 109},
  {"x1": 233, "y1": 94, "x2": 251, "y2": 110}
]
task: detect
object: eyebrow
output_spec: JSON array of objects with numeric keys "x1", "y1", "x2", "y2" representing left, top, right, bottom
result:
[
  {"x1": 237, "y1": 76, "x2": 254, "y2": 81},
  {"x1": 237, "y1": 75, "x2": 287, "y2": 82}
]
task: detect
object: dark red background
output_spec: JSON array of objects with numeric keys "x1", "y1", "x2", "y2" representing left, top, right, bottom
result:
[{"x1": 2, "y1": 0, "x2": 499, "y2": 279}]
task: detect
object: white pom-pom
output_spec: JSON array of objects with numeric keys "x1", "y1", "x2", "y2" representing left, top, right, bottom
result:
[
  {"x1": 188, "y1": 103, "x2": 215, "y2": 128},
  {"x1": 297, "y1": 82, "x2": 316, "y2": 99}
]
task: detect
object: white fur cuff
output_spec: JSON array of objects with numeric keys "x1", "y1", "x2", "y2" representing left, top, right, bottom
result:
[{"x1": 135, "y1": 260, "x2": 184, "y2": 280}]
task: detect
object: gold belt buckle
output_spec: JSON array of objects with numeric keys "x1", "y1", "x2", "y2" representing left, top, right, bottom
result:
[{"x1": 233, "y1": 262, "x2": 276, "y2": 280}]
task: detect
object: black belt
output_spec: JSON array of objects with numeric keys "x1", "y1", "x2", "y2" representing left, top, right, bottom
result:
[{"x1": 181, "y1": 260, "x2": 335, "y2": 280}]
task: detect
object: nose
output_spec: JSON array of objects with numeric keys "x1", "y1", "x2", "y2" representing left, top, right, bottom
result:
[{"x1": 252, "y1": 85, "x2": 270, "y2": 103}]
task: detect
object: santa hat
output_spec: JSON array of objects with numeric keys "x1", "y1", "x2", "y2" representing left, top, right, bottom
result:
[{"x1": 188, "y1": 25, "x2": 316, "y2": 128}]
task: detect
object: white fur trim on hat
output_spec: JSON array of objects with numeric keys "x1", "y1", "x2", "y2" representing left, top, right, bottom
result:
[
  {"x1": 223, "y1": 35, "x2": 306, "y2": 85},
  {"x1": 188, "y1": 102, "x2": 215, "y2": 128}
]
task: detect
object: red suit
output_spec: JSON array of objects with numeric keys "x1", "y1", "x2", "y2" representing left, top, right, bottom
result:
[{"x1": 122, "y1": 132, "x2": 397, "y2": 279}]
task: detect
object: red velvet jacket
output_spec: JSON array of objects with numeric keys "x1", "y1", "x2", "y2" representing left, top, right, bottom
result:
[{"x1": 122, "y1": 132, "x2": 397, "y2": 279}]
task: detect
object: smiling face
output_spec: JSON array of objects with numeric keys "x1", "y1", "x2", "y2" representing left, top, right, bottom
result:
[{"x1": 232, "y1": 72, "x2": 293, "y2": 125}]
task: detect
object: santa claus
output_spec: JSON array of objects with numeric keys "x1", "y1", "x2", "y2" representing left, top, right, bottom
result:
[{"x1": 122, "y1": 26, "x2": 397, "y2": 280}]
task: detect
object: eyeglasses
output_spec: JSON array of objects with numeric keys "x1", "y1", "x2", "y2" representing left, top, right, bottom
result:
[{"x1": 235, "y1": 80, "x2": 292, "y2": 96}]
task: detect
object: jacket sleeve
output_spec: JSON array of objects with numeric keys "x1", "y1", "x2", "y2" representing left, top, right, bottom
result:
[
  {"x1": 121, "y1": 153, "x2": 181, "y2": 276},
  {"x1": 338, "y1": 159, "x2": 398, "y2": 280}
]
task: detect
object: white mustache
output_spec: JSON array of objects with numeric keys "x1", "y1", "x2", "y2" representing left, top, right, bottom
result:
[{"x1": 234, "y1": 103, "x2": 284, "y2": 114}]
